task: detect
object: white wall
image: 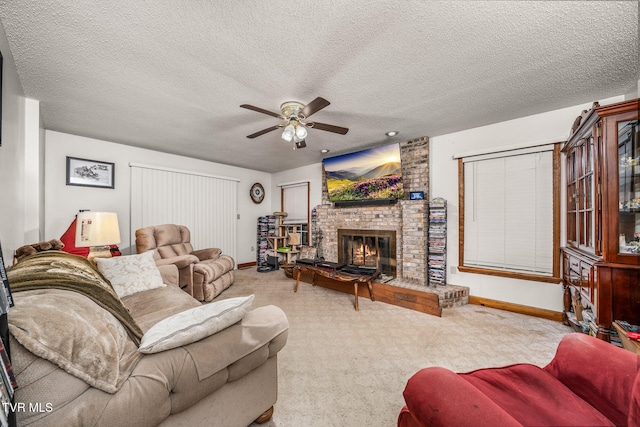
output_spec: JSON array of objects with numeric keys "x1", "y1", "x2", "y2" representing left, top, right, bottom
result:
[
  {"x1": 44, "y1": 131, "x2": 273, "y2": 264},
  {"x1": 624, "y1": 79, "x2": 639, "y2": 99},
  {"x1": 0, "y1": 21, "x2": 27, "y2": 263},
  {"x1": 24, "y1": 98, "x2": 42, "y2": 243},
  {"x1": 430, "y1": 95, "x2": 625, "y2": 312}
]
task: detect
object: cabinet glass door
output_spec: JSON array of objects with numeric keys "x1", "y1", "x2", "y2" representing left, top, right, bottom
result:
[
  {"x1": 618, "y1": 119, "x2": 640, "y2": 254},
  {"x1": 577, "y1": 137, "x2": 596, "y2": 252},
  {"x1": 566, "y1": 151, "x2": 577, "y2": 245}
]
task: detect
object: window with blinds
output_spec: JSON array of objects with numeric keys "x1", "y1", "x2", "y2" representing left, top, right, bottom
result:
[
  {"x1": 459, "y1": 145, "x2": 560, "y2": 281},
  {"x1": 281, "y1": 182, "x2": 309, "y2": 224}
]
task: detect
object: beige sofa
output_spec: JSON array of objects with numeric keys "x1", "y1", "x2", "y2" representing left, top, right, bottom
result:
[{"x1": 7, "y1": 252, "x2": 288, "y2": 426}]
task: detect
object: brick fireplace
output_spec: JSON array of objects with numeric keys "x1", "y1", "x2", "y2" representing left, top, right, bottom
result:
[{"x1": 314, "y1": 137, "x2": 430, "y2": 285}]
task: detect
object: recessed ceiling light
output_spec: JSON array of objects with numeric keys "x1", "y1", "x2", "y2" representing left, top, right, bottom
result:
[
  {"x1": 321, "y1": 149, "x2": 330, "y2": 154},
  {"x1": 385, "y1": 131, "x2": 399, "y2": 137}
]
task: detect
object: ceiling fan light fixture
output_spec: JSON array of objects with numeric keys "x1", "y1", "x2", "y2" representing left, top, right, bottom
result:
[
  {"x1": 242, "y1": 97, "x2": 348, "y2": 149},
  {"x1": 295, "y1": 123, "x2": 308, "y2": 139},
  {"x1": 282, "y1": 124, "x2": 295, "y2": 142}
]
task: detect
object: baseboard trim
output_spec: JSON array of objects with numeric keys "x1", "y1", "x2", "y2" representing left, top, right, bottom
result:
[
  {"x1": 468, "y1": 296, "x2": 563, "y2": 322},
  {"x1": 237, "y1": 261, "x2": 257, "y2": 269}
]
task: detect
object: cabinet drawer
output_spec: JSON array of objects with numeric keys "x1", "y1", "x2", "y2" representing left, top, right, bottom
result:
[
  {"x1": 562, "y1": 252, "x2": 580, "y2": 277},
  {"x1": 580, "y1": 263, "x2": 593, "y2": 303},
  {"x1": 561, "y1": 248, "x2": 597, "y2": 304}
]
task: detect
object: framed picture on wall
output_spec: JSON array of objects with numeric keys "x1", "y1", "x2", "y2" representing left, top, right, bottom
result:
[{"x1": 66, "y1": 156, "x2": 115, "y2": 189}]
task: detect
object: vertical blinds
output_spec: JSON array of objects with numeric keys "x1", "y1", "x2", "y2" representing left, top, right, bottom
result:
[
  {"x1": 281, "y1": 182, "x2": 309, "y2": 224},
  {"x1": 130, "y1": 164, "x2": 238, "y2": 260},
  {"x1": 463, "y1": 149, "x2": 553, "y2": 275}
]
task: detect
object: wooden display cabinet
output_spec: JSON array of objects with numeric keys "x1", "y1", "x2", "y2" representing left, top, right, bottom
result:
[{"x1": 561, "y1": 99, "x2": 640, "y2": 340}]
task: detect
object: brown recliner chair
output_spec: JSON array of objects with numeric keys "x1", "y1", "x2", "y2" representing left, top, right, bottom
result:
[{"x1": 135, "y1": 224, "x2": 235, "y2": 302}]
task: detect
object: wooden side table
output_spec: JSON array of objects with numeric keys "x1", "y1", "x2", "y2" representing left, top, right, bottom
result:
[{"x1": 293, "y1": 264, "x2": 380, "y2": 311}]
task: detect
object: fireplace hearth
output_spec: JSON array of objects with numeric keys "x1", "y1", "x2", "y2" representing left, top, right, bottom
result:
[{"x1": 338, "y1": 229, "x2": 396, "y2": 276}]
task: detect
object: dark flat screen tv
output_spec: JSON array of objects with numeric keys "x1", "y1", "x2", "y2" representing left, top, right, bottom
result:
[{"x1": 323, "y1": 143, "x2": 403, "y2": 204}]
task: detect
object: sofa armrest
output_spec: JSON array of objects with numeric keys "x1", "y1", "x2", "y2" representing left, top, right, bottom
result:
[
  {"x1": 402, "y1": 367, "x2": 521, "y2": 427},
  {"x1": 191, "y1": 248, "x2": 222, "y2": 261},
  {"x1": 156, "y1": 254, "x2": 199, "y2": 269},
  {"x1": 179, "y1": 305, "x2": 289, "y2": 381},
  {"x1": 544, "y1": 333, "x2": 639, "y2": 424}
]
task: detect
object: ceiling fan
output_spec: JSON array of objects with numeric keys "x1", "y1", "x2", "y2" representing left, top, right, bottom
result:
[{"x1": 240, "y1": 97, "x2": 349, "y2": 149}]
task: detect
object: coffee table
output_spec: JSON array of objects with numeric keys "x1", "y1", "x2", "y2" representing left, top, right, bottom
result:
[{"x1": 292, "y1": 264, "x2": 381, "y2": 311}]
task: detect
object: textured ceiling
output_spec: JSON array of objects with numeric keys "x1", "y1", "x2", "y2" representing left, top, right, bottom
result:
[{"x1": 0, "y1": 1, "x2": 637, "y2": 173}]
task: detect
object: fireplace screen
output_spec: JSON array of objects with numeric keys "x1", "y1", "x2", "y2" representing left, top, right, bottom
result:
[{"x1": 338, "y1": 229, "x2": 396, "y2": 276}]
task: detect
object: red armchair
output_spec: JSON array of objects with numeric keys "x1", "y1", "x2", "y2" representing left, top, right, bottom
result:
[{"x1": 399, "y1": 333, "x2": 640, "y2": 427}]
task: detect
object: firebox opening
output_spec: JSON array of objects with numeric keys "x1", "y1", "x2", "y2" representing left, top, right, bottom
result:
[{"x1": 338, "y1": 229, "x2": 396, "y2": 276}]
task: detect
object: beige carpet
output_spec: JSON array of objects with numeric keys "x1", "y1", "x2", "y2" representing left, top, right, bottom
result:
[{"x1": 219, "y1": 267, "x2": 572, "y2": 427}]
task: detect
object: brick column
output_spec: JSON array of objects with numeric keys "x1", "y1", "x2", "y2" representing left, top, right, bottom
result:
[
  {"x1": 400, "y1": 136, "x2": 429, "y2": 196},
  {"x1": 400, "y1": 199, "x2": 428, "y2": 284}
]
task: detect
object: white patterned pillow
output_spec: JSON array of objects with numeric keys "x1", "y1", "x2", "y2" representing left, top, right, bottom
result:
[
  {"x1": 96, "y1": 251, "x2": 166, "y2": 298},
  {"x1": 139, "y1": 295, "x2": 254, "y2": 354}
]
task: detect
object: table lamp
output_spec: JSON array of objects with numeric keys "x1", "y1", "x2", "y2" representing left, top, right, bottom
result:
[{"x1": 75, "y1": 211, "x2": 121, "y2": 262}]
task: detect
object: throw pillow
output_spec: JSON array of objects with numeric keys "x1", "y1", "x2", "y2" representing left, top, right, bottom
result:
[
  {"x1": 299, "y1": 245, "x2": 317, "y2": 260},
  {"x1": 139, "y1": 294, "x2": 255, "y2": 354},
  {"x1": 96, "y1": 251, "x2": 166, "y2": 298}
]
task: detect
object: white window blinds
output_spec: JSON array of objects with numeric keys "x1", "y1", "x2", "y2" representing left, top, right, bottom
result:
[
  {"x1": 463, "y1": 149, "x2": 554, "y2": 275},
  {"x1": 281, "y1": 182, "x2": 309, "y2": 224},
  {"x1": 130, "y1": 163, "x2": 238, "y2": 260}
]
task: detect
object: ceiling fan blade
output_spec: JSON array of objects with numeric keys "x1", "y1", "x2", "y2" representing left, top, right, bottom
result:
[
  {"x1": 246, "y1": 125, "x2": 282, "y2": 139},
  {"x1": 301, "y1": 97, "x2": 330, "y2": 118},
  {"x1": 309, "y1": 121, "x2": 349, "y2": 135},
  {"x1": 240, "y1": 104, "x2": 283, "y2": 118}
]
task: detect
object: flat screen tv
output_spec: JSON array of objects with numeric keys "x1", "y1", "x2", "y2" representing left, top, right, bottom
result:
[{"x1": 323, "y1": 143, "x2": 403, "y2": 204}]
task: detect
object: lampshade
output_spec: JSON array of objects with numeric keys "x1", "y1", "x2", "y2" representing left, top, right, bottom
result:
[
  {"x1": 295, "y1": 124, "x2": 308, "y2": 139},
  {"x1": 75, "y1": 212, "x2": 121, "y2": 247},
  {"x1": 281, "y1": 124, "x2": 295, "y2": 142}
]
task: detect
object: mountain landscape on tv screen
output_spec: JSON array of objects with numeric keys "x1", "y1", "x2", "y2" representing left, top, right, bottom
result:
[
  {"x1": 324, "y1": 144, "x2": 403, "y2": 202},
  {"x1": 326, "y1": 162, "x2": 401, "y2": 181}
]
